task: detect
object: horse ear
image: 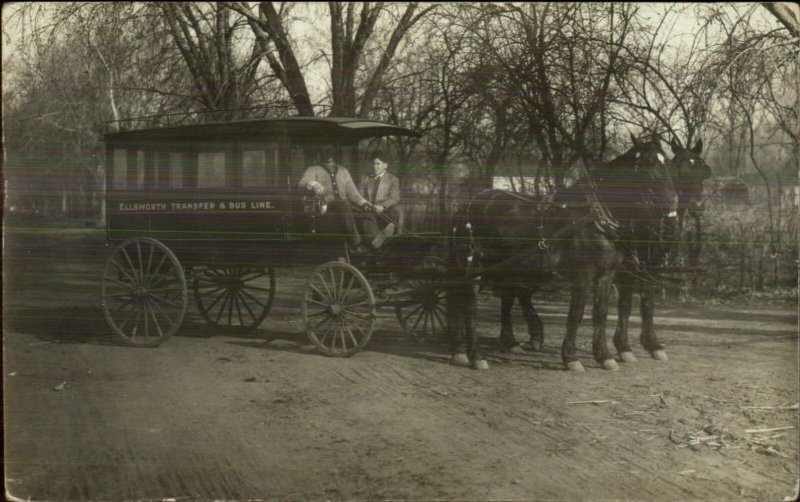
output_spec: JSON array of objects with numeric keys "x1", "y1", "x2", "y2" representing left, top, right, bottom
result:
[
  {"x1": 668, "y1": 138, "x2": 683, "y2": 153},
  {"x1": 692, "y1": 138, "x2": 704, "y2": 154},
  {"x1": 629, "y1": 132, "x2": 639, "y2": 147}
]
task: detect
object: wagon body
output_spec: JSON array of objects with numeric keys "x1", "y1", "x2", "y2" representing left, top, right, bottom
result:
[
  {"x1": 100, "y1": 115, "x2": 447, "y2": 352},
  {"x1": 104, "y1": 117, "x2": 417, "y2": 266}
]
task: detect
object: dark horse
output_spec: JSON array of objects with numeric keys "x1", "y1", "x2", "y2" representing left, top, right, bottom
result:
[
  {"x1": 446, "y1": 134, "x2": 678, "y2": 371},
  {"x1": 612, "y1": 138, "x2": 710, "y2": 363},
  {"x1": 670, "y1": 139, "x2": 712, "y2": 279}
]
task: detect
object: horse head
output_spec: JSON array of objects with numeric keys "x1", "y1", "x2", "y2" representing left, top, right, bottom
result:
[
  {"x1": 595, "y1": 132, "x2": 678, "y2": 220},
  {"x1": 591, "y1": 133, "x2": 678, "y2": 267},
  {"x1": 669, "y1": 138, "x2": 711, "y2": 217}
]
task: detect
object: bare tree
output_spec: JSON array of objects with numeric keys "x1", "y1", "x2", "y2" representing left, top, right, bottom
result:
[
  {"x1": 224, "y1": 2, "x2": 436, "y2": 117},
  {"x1": 3, "y1": 3, "x2": 187, "y2": 213},
  {"x1": 160, "y1": 3, "x2": 277, "y2": 119},
  {"x1": 762, "y1": 2, "x2": 800, "y2": 37},
  {"x1": 699, "y1": 3, "x2": 799, "y2": 288},
  {"x1": 451, "y1": 3, "x2": 639, "y2": 187}
]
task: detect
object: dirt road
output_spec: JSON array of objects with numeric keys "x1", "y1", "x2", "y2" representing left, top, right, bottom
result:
[{"x1": 4, "y1": 225, "x2": 798, "y2": 500}]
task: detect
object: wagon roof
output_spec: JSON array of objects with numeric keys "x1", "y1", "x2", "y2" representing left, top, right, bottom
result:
[{"x1": 104, "y1": 116, "x2": 421, "y2": 143}]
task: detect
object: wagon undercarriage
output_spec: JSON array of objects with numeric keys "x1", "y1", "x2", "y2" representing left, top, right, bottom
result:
[{"x1": 100, "y1": 236, "x2": 448, "y2": 354}]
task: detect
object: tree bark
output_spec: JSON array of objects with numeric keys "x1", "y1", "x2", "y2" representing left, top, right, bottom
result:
[
  {"x1": 762, "y1": 3, "x2": 800, "y2": 38},
  {"x1": 226, "y1": 2, "x2": 315, "y2": 116}
]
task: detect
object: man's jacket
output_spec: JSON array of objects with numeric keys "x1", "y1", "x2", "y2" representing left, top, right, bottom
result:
[
  {"x1": 299, "y1": 165, "x2": 367, "y2": 206},
  {"x1": 359, "y1": 171, "x2": 400, "y2": 209}
]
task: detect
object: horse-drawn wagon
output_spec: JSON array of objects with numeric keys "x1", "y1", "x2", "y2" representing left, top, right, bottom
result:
[{"x1": 101, "y1": 116, "x2": 447, "y2": 355}]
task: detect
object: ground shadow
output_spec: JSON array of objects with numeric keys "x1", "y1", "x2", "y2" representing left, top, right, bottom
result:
[
  {"x1": 2, "y1": 306, "x2": 282, "y2": 347},
  {"x1": 4, "y1": 306, "x2": 121, "y2": 345},
  {"x1": 226, "y1": 324, "x2": 577, "y2": 372}
]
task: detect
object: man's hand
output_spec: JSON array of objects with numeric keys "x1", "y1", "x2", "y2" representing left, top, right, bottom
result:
[
  {"x1": 308, "y1": 181, "x2": 326, "y2": 198},
  {"x1": 361, "y1": 201, "x2": 374, "y2": 212},
  {"x1": 374, "y1": 204, "x2": 385, "y2": 214}
]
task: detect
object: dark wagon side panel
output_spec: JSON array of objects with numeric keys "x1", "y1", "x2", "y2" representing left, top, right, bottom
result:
[{"x1": 103, "y1": 117, "x2": 419, "y2": 266}]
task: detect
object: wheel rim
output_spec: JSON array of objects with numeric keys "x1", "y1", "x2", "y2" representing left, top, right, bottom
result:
[
  {"x1": 193, "y1": 266, "x2": 276, "y2": 332},
  {"x1": 395, "y1": 278, "x2": 447, "y2": 340},
  {"x1": 101, "y1": 238, "x2": 187, "y2": 346},
  {"x1": 303, "y1": 262, "x2": 375, "y2": 357}
]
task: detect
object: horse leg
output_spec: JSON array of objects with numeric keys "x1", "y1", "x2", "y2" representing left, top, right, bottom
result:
[
  {"x1": 563, "y1": 282, "x2": 588, "y2": 372},
  {"x1": 613, "y1": 273, "x2": 637, "y2": 363},
  {"x1": 688, "y1": 211, "x2": 703, "y2": 288},
  {"x1": 519, "y1": 290, "x2": 544, "y2": 352},
  {"x1": 446, "y1": 282, "x2": 470, "y2": 368},
  {"x1": 465, "y1": 283, "x2": 488, "y2": 370},
  {"x1": 640, "y1": 281, "x2": 668, "y2": 361},
  {"x1": 592, "y1": 274, "x2": 619, "y2": 371},
  {"x1": 498, "y1": 288, "x2": 519, "y2": 351},
  {"x1": 447, "y1": 281, "x2": 487, "y2": 369}
]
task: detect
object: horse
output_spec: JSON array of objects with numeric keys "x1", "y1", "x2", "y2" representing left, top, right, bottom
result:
[
  {"x1": 670, "y1": 139, "x2": 711, "y2": 278},
  {"x1": 610, "y1": 138, "x2": 711, "y2": 362},
  {"x1": 445, "y1": 134, "x2": 678, "y2": 372}
]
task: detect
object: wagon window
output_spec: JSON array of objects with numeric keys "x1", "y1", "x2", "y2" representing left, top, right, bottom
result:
[
  {"x1": 242, "y1": 151, "x2": 266, "y2": 186},
  {"x1": 288, "y1": 142, "x2": 323, "y2": 184},
  {"x1": 197, "y1": 152, "x2": 226, "y2": 188},
  {"x1": 111, "y1": 149, "x2": 127, "y2": 188},
  {"x1": 168, "y1": 153, "x2": 184, "y2": 188},
  {"x1": 156, "y1": 152, "x2": 185, "y2": 188},
  {"x1": 127, "y1": 150, "x2": 145, "y2": 190}
]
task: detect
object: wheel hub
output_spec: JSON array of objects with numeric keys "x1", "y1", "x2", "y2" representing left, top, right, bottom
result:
[{"x1": 330, "y1": 303, "x2": 342, "y2": 315}]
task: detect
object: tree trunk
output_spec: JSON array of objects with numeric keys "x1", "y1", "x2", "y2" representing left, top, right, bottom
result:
[{"x1": 762, "y1": 3, "x2": 800, "y2": 37}]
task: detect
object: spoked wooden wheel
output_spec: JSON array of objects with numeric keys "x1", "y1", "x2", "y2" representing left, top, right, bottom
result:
[
  {"x1": 193, "y1": 266, "x2": 276, "y2": 333},
  {"x1": 302, "y1": 261, "x2": 376, "y2": 357},
  {"x1": 395, "y1": 278, "x2": 447, "y2": 340},
  {"x1": 101, "y1": 238, "x2": 187, "y2": 347}
]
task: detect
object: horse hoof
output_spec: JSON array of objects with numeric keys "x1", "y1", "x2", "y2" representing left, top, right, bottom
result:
[
  {"x1": 505, "y1": 344, "x2": 526, "y2": 355},
  {"x1": 472, "y1": 359, "x2": 490, "y2": 370},
  {"x1": 651, "y1": 349, "x2": 668, "y2": 361},
  {"x1": 602, "y1": 359, "x2": 620, "y2": 371},
  {"x1": 619, "y1": 351, "x2": 637, "y2": 363},
  {"x1": 565, "y1": 361, "x2": 585, "y2": 372},
  {"x1": 450, "y1": 353, "x2": 471, "y2": 367}
]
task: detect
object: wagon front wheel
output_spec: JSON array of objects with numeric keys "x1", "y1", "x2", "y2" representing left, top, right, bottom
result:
[
  {"x1": 395, "y1": 278, "x2": 447, "y2": 341},
  {"x1": 101, "y1": 238, "x2": 187, "y2": 347},
  {"x1": 193, "y1": 266, "x2": 276, "y2": 333},
  {"x1": 302, "y1": 261, "x2": 375, "y2": 357}
]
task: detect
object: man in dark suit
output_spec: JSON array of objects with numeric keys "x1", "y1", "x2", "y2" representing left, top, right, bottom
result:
[{"x1": 358, "y1": 156, "x2": 400, "y2": 249}]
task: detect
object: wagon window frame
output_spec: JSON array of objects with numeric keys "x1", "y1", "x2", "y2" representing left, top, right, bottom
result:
[{"x1": 240, "y1": 140, "x2": 280, "y2": 188}]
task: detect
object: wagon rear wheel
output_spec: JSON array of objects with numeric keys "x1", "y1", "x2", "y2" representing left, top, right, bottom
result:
[
  {"x1": 101, "y1": 238, "x2": 187, "y2": 347},
  {"x1": 302, "y1": 261, "x2": 375, "y2": 357},
  {"x1": 395, "y1": 278, "x2": 447, "y2": 341},
  {"x1": 193, "y1": 266, "x2": 276, "y2": 333}
]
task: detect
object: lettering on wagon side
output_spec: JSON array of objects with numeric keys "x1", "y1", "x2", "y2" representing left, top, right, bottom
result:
[{"x1": 117, "y1": 200, "x2": 276, "y2": 211}]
